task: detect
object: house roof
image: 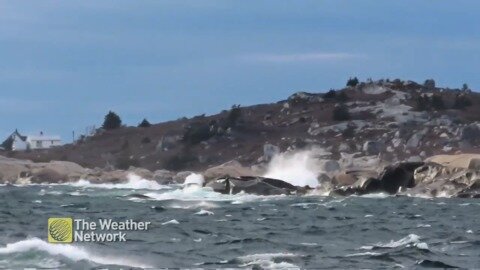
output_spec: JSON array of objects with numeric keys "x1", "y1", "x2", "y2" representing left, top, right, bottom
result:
[
  {"x1": 28, "y1": 136, "x2": 61, "y2": 141},
  {"x1": 12, "y1": 129, "x2": 27, "y2": 141}
]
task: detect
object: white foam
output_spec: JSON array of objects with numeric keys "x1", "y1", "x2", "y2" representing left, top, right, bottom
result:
[
  {"x1": 361, "y1": 234, "x2": 429, "y2": 251},
  {"x1": 355, "y1": 193, "x2": 390, "y2": 199},
  {"x1": 0, "y1": 238, "x2": 150, "y2": 268},
  {"x1": 184, "y1": 173, "x2": 204, "y2": 187},
  {"x1": 237, "y1": 253, "x2": 300, "y2": 269},
  {"x1": 263, "y1": 150, "x2": 320, "y2": 188},
  {"x1": 144, "y1": 187, "x2": 279, "y2": 203},
  {"x1": 346, "y1": 251, "x2": 382, "y2": 257},
  {"x1": 194, "y1": 209, "x2": 214, "y2": 216},
  {"x1": 70, "y1": 174, "x2": 170, "y2": 190},
  {"x1": 161, "y1": 219, "x2": 180, "y2": 225}
]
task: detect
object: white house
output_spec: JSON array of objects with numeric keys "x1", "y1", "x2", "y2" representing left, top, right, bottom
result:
[
  {"x1": 26, "y1": 134, "x2": 62, "y2": 150},
  {"x1": 1, "y1": 130, "x2": 62, "y2": 151}
]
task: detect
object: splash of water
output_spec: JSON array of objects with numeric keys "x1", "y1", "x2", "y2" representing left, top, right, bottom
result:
[
  {"x1": 183, "y1": 173, "x2": 205, "y2": 193},
  {"x1": 70, "y1": 173, "x2": 168, "y2": 190},
  {"x1": 263, "y1": 150, "x2": 320, "y2": 188},
  {"x1": 0, "y1": 238, "x2": 151, "y2": 268}
]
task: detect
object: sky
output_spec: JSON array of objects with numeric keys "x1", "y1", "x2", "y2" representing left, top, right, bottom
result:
[{"x1": 1, "y1": 0, "x2": 479, "y2": 142}]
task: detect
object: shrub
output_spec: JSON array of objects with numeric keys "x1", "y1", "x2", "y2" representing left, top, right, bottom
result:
[
  {"x1": 462, "y1": 83, "x2": 469, "y2": 91},
  {"x1": 336, "y1": 91, "x2": 349, "y2": 102},
  {"x1": 453, "y1": 94, "x2": 472, "y2": 110},
  {"x1": 141, "y1": 137, "x2": 151, "y2": 144},
  {"x1": 431, "y1": 95, "x2": 445, "y2": 110},
  {"x1": 424, "y1": 79, "x2": 436, "y2": 89},
  {"x1": 415, "y1": 95, "x2": 430, "y2": 111},
  {"x1": 332, "y1": 105, "x2": 351, "y2": 121},
  {"x1": 102, "y1": 111, "x2": 122, "y2": 130},
  {"x1": 323, "y1": 90, "x2": 336, "y2": 99},
  {"x1": 138, "y1": 118, "x2": 151, "y2": 128},
  {"x1": 347, "y1": 77, "x2": 359, "y2": 87},
  {"x1": 182, "y1": 123, "x2": 214, "y2": 145},
  {"x1": 115, "y1": 155, "x2": 139, "y2": 170},
  {"x1": 226, "y1": 105, "x2": 242, "y2": 128},
  {"x1": 163, "y1": 152, "x2": 196, "y2": 171}
]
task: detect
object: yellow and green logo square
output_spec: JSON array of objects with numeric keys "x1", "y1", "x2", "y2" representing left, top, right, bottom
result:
[{"x1": 48, "y1": 217, "x2": 73, "y2": 243}]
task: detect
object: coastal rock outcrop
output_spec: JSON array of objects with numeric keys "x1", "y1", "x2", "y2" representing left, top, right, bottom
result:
[
  {"x1": 206, "y1": 176, "x2": 310, "y2": 195},
  {"x1": 203, "y1": 160, "x2": 254, "y2": 181},
  {"x1": 426, "y1": 154, "x2": 480, "y2": 170},
  {"x1": 408, "y1": 162, "x2": 480, "y2": 198},
  {"x1": 0, "y1": 156, "x2": 86, "y2": 184}
]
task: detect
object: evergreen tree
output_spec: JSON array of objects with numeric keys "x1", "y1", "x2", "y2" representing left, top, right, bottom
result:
[
  {"x1": 226, "y1": 105, "x2": 242, "y2": 127},
  {"x1": 102, "y1": 111, "x2": 122, "y2": 130},
  {"x1": 346, "y1": 77, "x2": 359, "y2": 87},
  {"x1": 138, "y1": 118, "x2": 151, "y2": 128}
]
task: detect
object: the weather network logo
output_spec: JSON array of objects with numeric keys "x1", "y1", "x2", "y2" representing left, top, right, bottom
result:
[{"x1": 48, "y1": 217, "x2": 73, "y2": 243}]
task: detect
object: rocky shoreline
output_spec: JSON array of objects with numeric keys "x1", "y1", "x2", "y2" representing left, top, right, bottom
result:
[{"x1": 2, "y1": 153, "x2": 479, "y2": 198}]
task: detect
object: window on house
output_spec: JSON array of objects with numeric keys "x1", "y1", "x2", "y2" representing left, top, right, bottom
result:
[{"x1": 36, "y1": 141, "x2": 42, "y2": 148}]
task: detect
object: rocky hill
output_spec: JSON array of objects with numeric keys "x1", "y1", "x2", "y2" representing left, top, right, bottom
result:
[{"x1": 6, "y1": 78, "x2": 480, "y2": 174}]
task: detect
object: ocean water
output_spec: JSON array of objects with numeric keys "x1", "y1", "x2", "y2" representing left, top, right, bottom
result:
[{"x1": 0, "y1": 179, "x2": 479, "y2": 269}]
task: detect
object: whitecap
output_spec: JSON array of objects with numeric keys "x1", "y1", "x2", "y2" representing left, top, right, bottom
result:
[
  {"x1": 415, "y1": 242, "x2": 429, "y2": 250},
  {"x1": 237, "y1": 253, "x2": 300, "y2": 269},
  {"x1": 361, "y1": 234, "x2": 428, "y2": 250},
  {"x1": 68, "y1": 174, "x2": 170, "y2": 190},
  {"x1": 0, "y1": 238, "x2": 151, "y2": 268},
  {"x1": 237, "y1": 252, "x2": 298, "y2": 262},
  {"x1": 161, "y1": 219, "x2": 180, "y2": 225},
  {"x1": 346, "y1": 251, "x2": 382, "y2": 257},
  {"x1": 290, "y1": 202, "x2": 320, "y2": 208},
  {"x1": 358, "y1": 193, "x2": 390, "y2": 198},
  {"x1": 144, "y1": 187, "x2": 281, "y2": 203},
  {"x1": 194, "y1": 209, "x2": 214, "y2": 216}
]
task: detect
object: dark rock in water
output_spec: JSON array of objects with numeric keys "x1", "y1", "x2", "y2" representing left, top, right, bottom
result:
[
  {"x1": 332, "y1": 162, "x2": 424, "y2": 196},
  {"x1": 332, "y1": 177, "x2": 382, "y2": 196},
  {"x1": 378, "y1": 162, "x2": 424, "y2": 194},
  {"x1": 205, "y1": 176, "x2": 309, "y2": 195}
]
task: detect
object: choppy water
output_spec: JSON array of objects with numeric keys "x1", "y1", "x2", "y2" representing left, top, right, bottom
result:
[{"x1": 0, "y1": 178, "x2": 479, "y2": 269}]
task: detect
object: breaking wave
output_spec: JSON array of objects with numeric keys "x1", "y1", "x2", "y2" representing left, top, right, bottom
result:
[
  {"x1": 360, "y1": 234, "x2": 429, "y2": 250},
  {"x1": 236, "y1": 252, "x2": 301, "y2": 269},
  {"x1": 0, "y1": 238, "x2": 151, "y2": 268},
  {"x1": 69, "y1": 174, "x2": 169, "y2": 190},
  {"x1": 143, "y1": 186, "x2": 285, "y2": 203},
  {"x1": 263, "y1": 150, "x2": 320, "y2": 188}
]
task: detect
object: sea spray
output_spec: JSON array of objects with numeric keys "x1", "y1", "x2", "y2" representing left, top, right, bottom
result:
[
  {"x1": 183, "y1": 173, "x2": 205, "y2": 192},
  {"x1": 70, "y1": 173, "x2": 168, "y2": 190},
  {"x1": 263, "y1": 149, "x2": 321, "y2": 188}
]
